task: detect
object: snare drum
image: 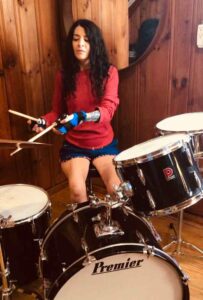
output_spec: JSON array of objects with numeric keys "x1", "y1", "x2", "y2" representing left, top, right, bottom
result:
[
  {"x1": 156, "y1": 112, "x2": 203, "y2": 158},
  {"x1": 114, "y1": 134, "x2": 203, "y2": 216},
  {"x1": 40, "y1": 203, "x2": 189, "y2": 300},
  {"x1": 0, "y1": 184, "x2": 51, "y2": 284}
]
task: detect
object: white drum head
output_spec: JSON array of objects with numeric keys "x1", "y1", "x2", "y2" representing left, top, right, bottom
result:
[
  {"x1": 114, "y1": 133, "x2": 189, "y2": 162},
  {"x1": 53, "y1": 252, "x2": 183, "y2": 300},
  {"x1": 0, "y1": 184, "x2": 49, "y2": 222},
  {"x1": 156, "y1": 112, "x2": 203, "y2": 132}
]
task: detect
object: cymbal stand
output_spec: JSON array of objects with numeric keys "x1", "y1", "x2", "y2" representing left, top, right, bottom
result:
[
  {"x1": 163, "y1": 209, "x2": 203, "y2": 257},
  {"x1": 0, "y1": 243, "x2": 15, "y2": 300}
]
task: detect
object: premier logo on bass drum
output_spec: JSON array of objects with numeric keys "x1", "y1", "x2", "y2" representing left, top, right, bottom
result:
[{"x1": 92, "y1": 257, "x2": 144, "y2": 275}]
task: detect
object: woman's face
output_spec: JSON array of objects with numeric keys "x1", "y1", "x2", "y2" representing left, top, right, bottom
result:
[{"x1": 72, "y1": 26, "x2": 90, "y2": 69}]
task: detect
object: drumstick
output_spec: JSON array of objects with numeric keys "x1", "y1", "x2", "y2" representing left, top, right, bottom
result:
[
  {"x1": 10, "y1": 121, "x2": 57, "y2": 156},
  {"x1": 8, "y1": 109, "x2": 38, "y2": 122},
  {"x1": 0, "y1": 243, "x2": 8, "y2": 290}
]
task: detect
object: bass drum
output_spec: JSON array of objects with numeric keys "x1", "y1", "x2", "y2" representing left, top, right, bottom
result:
[{"x1": 40, "y1": 203, "x2": 189, "y2": 300}]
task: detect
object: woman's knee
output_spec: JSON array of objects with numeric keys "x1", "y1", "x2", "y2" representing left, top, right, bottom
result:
[{"x1": 69, "y1": 180, "x2": 87, "y2": 201}]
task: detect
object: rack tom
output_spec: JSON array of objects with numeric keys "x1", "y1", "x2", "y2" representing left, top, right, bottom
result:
[
  {"x1": 156, "y1": 112, "x2": 203, "y2": 158},
  {"x1": 114, "y1": 134, "x2": 203, "y2": 216}
]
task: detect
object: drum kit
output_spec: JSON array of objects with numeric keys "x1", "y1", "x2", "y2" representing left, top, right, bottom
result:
[{"x1": 0, "y1": 112, "x2": 203, "y2": 299}]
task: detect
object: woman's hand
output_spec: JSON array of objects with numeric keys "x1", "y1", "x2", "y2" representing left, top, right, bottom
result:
[
  {"x1": 27, "y1": 118, "x2": 46, "y2": 133},
  {"x1": 55, "y1": 111, "x2": 87, "y2": 134}
]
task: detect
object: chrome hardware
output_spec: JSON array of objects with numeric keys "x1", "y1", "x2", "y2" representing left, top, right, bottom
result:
[
  {"x1": 144, "y1": 217, "x2": 162, "y2": 242},
  {"x1": 0, "y1": 215, "x2": 15, "y2": 229},
  {"x1": 89, "y1": 194, "x2": 103, "y2": 206},
  {"x1": 66, "y1": 203, "x2": 78, "y2": 211},
  {"x1": 185, "y1": 146, "x2": 193, "y2": 166},
  {"x1": 61, "y1": 262, "x2": 67, "y2": 272},
  {"x1": 193, "y1": 171, "x2": 202, "y2": 189},
  {"x1": 136, "y1": 230, "x2": 145, "y2": 244},
  {"x1": 173, "y1": 155, "x2": 192, "y2": 196},
  {"x1": 94, "y1": 219, "x2": 124, "y2": 238},
  {"x1": 40, "y1": 249, "x2": 47, "y2": 261},
  {"x1": 91, "y1": 214, "x2": 101, "y2": 222},
  {"x1": 66, "y1": 202, "x2": 79, "y2": 223},
  {"x1": 143, "y1": 245, "x2": 155, "y2": 257},
  {"x1": 120, "y1": 181, "x2": 134, "y2": 197},
  {"x1": 31, "y1": 220, "x2": 36, "y2": 235},
  {"x1": 81, "y1": 238, "x2": 96, "y2": 266},
  {"x1": 93, "y1": 196, "x2": 125, "y2": 237},
  {"x1": 113, "y1": 181, "x2": 133, "y2": 204},
  {"x1": 146, "y1": 190, "x2": 156, "y2": 209},
  {"x1": 137, "y1": 168, "x2": 146, "y2": 185},
  {"x1": 73, "y1": 211, "x2": 79, "y2": 223}
]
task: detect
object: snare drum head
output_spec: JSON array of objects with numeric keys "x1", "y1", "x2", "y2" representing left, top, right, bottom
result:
[
  {"x1": 114, "y1": 133, "x2": 189, "y2": 163},
  {"x1": 0, "y1": 184, "x2": 49, "y2": 222},
  {"x1": 50, "y1": 246, "x2": 187, "y2": 300},
  {"x1": 156, "y1": 112, "x2": 203, "y2": 133}
]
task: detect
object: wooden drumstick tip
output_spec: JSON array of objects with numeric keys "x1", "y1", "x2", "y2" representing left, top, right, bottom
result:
[{"x1": 8, "y1": 109, "x2": 38, "y2": 122}]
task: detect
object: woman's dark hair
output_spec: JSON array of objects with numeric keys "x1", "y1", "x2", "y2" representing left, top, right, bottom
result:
[{"x1": 62, "y1": 19, "x2": 110, "y2": 102}]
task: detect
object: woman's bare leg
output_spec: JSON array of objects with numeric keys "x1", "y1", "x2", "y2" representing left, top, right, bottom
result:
[
  {"x1": 92, "y1": 155, "x2": 121, "y2": 197},
  {"x1": 61, "y1": 157, "x2": 90, "y2": 203}
]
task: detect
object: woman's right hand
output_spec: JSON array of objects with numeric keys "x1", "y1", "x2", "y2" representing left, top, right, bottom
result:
[{"x1": 27, "y1": 118, "x2": 46, "y2": 133}]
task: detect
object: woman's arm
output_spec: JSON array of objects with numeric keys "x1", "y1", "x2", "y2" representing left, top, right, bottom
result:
[
  {"x1": 42, "y1": 71, "x2": 64, "y2": 126},
  {"x1": 96, "y1": 65, "x2": 119, "y2": 123}
]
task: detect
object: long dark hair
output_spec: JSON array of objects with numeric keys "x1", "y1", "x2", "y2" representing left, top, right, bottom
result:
[{"x1": 62, "y1": 19, "x2": 110, "y2": 102}]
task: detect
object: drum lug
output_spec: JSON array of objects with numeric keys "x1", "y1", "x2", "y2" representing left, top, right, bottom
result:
[
  {"x1": 144, "y1": 217, "x2": 162, "y2": 242},
  {"x1": 81, "y1": 238, "x2": 96, "y2": 267},
  {"x1": 146, "y1": 190, "x2": 156, "y2": 209},
  {"x1": 143, "y1": 245, "x2": 155, "y2": 257},
  {"x1": 135, "y1": 230, "x2": 146, "y2": 243},
  {"x1": 0, "y1": 215, "x2": 15, "y2": 228},
  {"x1": 182, "y1": 272, "x2": 190, "y2": 285},
  {"x1": 40, "y1": 249, "x2": 47, "y2": 261},
  {"x1": 31, "y1": 220, "x2": 37, "y2": 235},
  {"x1": 185, "y1": 145, "x2": 193, "y2": 166},
  {"x1": 137, "y1": 168, "x2": 146, "y2": 185},
  {"x1": 193, "y1": 171, "x2": 202, "y2": 189},
  {"x1": 66, "y1": 203, "x2": 79, "y2": 222}
]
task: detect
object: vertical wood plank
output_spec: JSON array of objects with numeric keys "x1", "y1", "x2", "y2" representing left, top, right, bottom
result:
[
  {"x1": 35, "y1": 0, "x2": 64, "y2": 186},
  {"x1": 188, "y1": 0, "x2": 203, "y2": 111},
  {"x1": 169, "y1": 0, "x2": 194, "y2": 114}
]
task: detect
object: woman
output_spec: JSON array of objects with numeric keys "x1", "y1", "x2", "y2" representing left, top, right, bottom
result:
[{"x1": 31, "y1": 19, "x2": 121, "y2": 203}]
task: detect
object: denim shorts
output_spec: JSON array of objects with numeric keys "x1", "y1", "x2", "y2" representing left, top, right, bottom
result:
[{"x1": 60, "y1": 139, "x2": 120, "y2": 162}]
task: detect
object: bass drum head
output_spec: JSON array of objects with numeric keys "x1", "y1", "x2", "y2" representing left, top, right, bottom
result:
[{"x1": 48, "y1": 244, "x2": 189, "y2": 300}]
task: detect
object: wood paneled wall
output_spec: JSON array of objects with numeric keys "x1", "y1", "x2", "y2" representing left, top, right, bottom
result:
[
  {"x1": 116, "y1": 0, "x2": 203, "y2": 149},
  {"x1": 115, "y1": 0, "x2": 203, "y2": 215},
  {"x1": 0, "y1": 0, "x2": 64, "y2": 190},
  {"x1": 72, "y1": 0, "x2": 129, "y2": 70}
]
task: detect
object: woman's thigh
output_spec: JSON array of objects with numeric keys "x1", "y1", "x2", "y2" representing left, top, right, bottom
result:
[
  {"x1": 92, "y1": 155, "x2": 121, "y2": 193},
  {"x1": 61, "y1": 157, "x2": 90, "y2": 185}
]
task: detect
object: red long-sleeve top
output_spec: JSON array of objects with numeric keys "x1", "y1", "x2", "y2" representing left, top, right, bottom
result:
[{"x1": 43, "y1": 65, "x2": 119, "y2": 149}]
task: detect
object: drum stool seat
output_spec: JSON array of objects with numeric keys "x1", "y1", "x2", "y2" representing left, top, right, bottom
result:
[{"x1": 86, "y1": 164, "x2": 100, "y2": 195}]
